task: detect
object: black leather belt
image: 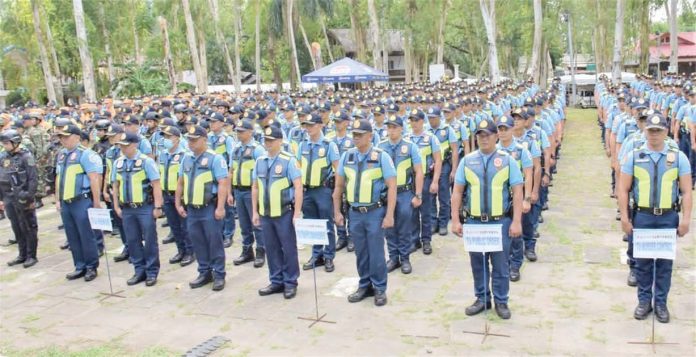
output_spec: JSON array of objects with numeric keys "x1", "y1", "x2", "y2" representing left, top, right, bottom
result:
[
  {"x1": 350, "y1": 201, "x2": 384, "y2": 213},
  {"x1": 62, "y1": 192, "x2": 90, "y2": 203},
  {"x1": 397, "y1": 185, "x2": 412, "y2": 193},
  {"x1": 635, "y1": 207, "x2": 675, "y2": 216},
  {"x1": 163, "y1": 191, "x2": 176, "y2": 196},
  {"x1": 260, "y1": 204, "x2": 294, "y2": 217},
  {"x1": 121, "y1": 202, "x2": 150, "y2": 209},
  {"x1": 234, "y1": 187, "x2": 251, "y2": 191},
  {"x1": 187, "y1": 198, "x2": 218, "y2": 209},
  {"x1": 468, "y1": 211, "x2": 511, "y2": 223}
]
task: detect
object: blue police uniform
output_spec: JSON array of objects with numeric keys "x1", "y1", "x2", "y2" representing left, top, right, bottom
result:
[
  {"x1": 113, "y1": 151, "x2": 161, "y2": 279},
  {"x1": 104, "y1": 145, "x2": 127, "y2": 253},
  {"x1": 297, "y1": 135, "x2": 340, "y2": 263},
  {"x1": 253, "y1": 151, "x2": 302, "y2": 288},
  {"x1": 337, "y1": 146, "x2": 396, "y2": 293},
  {"x1": 56, "y1": 146, "x2": 103, "y2": 273},
  {"x1": 231, "y1": 140, "x2": 266, "y2": 260},
  {"x1": 621, "y1": 144, "x2": 690, "y2": 310},
  {"x1": 455, "y1": 149, "x2": 523, "y2": 305},
  {"x1": 208, "y1": 131, "x2": 237, "y2": 242},
  {"x1": 179, "y1": 150, "x2": 229, "y2": 280},
  {"x1": 159, "y1": 144, "x2": 193, "y2": 259},
  {"x1": 408, "y1": 131, "x2": 441, "y2": 248},
  {"x1": 429, "y1": 121, "x2": 458, "y2": 232},
  {"x1": 333, "y1": 133, "x2": 355, "y2": 247},
  {"x1": 378, "y1": 137, "x2": 421, "y2": 264}
]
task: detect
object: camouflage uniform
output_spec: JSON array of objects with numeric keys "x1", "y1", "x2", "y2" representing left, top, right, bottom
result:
[{"x1": 25, "y1": 126, "x2": 50, "y2": 198}]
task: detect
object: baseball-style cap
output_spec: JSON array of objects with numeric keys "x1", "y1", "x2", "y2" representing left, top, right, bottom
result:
[
  {"x1": 645, "y1": 113, "x2": 668, "y2": 130},
  {"x1": 209, "y1": 112, "x2": 225, "y2": 122},
  {"x1": 351, "y1": 119, "x2": 373, "y2": 134},
  {"x1": 496, "y1": 115, "x2": 514, "y2": 128},
  {"x1": 235, "y1": 119, "x2": 255, "y2": 132},
  {"x1": 475, "y1": 118, "x2": 498, "y2": 135},
  {"x1": 124, "y1": 115, "x2": 141, "y2": 125},
  {"x1": 386, "y1": 103, "x2": 400, "y2": 113},
  {"x1": 145, "y1": 111, "x2": 161, "y2": 121},
  {"x1": 426, "y1": 107, "x2": 441, "y2": 118},
  {"x1": 56, "y1": 124, "x2": 82, "y2": 136},
  {"x1": 105, "y1": 124, "x2": 125, "y2": 136},
  {"x1": 408, "y1": 109, "x2": 425, "y2": 121},
  {"x1": 511, "y1": 107, "x2": 527, "y2": 119},
  {"x1": 162, "y1": 126, "x2": 181, "y2": 137},
  {"x1": 385, "y1": 115, "x2": 404, "y2": 127},
  {"x1": 333, "y1": 110, "x2": 351, "y2": 122},
  {"x1": 263, "y1": 125, "x2": 283, "y2": 140},
  {"x1": 301, "y1": 112, "x2": 323, "y2": 125},
  {"x1": 185, "y1": 125, "x2": 208, "y2": 139},
  {"x1": 116, "y1": 132, "x2": 140, "y2": 145}
]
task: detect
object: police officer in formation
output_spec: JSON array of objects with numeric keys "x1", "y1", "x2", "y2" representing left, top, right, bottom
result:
[{"x1": 0, "y1": 129, "x2": 39, "y2": 268}]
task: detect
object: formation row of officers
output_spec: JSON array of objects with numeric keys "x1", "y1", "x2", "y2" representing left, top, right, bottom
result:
[{"x1": 2, "y1": 91, "x2": 566, "y2": 320}]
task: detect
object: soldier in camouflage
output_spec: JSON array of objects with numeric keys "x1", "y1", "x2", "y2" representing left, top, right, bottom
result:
[{"x1": 23, "y1": 113, "x2": 51, "y2": 207}]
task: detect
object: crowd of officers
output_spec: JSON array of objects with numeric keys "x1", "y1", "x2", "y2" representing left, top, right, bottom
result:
[
  {"x1": 0, "y1": 77, "x2": 570, "y2": 319},
  {"x1": 597, "y1": 72, "x2": 694, "y2": 324}
]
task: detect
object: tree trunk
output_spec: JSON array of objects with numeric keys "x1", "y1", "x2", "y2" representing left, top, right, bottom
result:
[
  {"x1": 594, "y1": 0, "x2": 607, "y2": 72},
  {"x1": 668, "y1": 0, "x2": 678, "y2": 73},
  {"x1": 31, "y1": 0, "x2": 56, "y2": 104},
  {"x1": 181, "y1": 0, "x2": 207, "y2": 92},
  {"x1": 197, "y1": 28, "x2": 209, "y2": 90},
  {"x1": 404, "y1": 34, "x2": 412, "y2": 83},
  {"x1": 299, "y1": 17, "x2": 317, "y2": 70},
  {"x1": 208, "y1": 0, "x2": 238, "y2": 90},
  {"x1": 367, "y1": 0, "x2": 382, "y2": 71},
  {"x1": 638, "y1": 0, "x2": 650, "y2": 73},
  {"x1": 72, "y1": 0, "x2": 97, "y2": 102},
  {"x1": 286, "y1": 0, "x2": 301, "y2": 89},
  {"x1": 158, "y1": 16, "x2": 177, "y2": 94},
  {"x1": 98, "y1": 3, "x2": 115, "y2": 97},
  {"x1": 131, "y1": 2, "x2": 143, "y2": 65},
  {"x1": 436, "y1": 0, "x2": 449, "y2": 64},
  {"x1": 611, "y1": 0, "x2": 625, "y2": 82},
  {"x1": 320, "y1": 16, "x2": 335, "y2": 63},
  {"x1": 349, "y1": 0, "x2": 367, "y2": 63},
  {"x1": 40, "y1": 3, "x2": 63, "y2": 105},
  {"x1": 268, "y1": 30, "x2": 283, "y2": 91},
  {"x1": 232, "y1": 0, "x2": 243, "y2": 91},
  {"x1": 255, "y1": 0, "x2": 261, "y2": 91},
  {"x1": 479, "y1": 0, "x2": 500, "y2": 83},
  {"x1": 529, "y1": 0, "x2": 542, "y2": 82}
]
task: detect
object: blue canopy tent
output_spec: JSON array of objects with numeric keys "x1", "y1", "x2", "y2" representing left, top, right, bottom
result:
[{"x1": 301, "y1": 57, "x2": 389, "y2": 83}]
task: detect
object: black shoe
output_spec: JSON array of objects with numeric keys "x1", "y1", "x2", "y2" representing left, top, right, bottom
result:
[
  {"x1": 386, "y1": 259, "x2": 401, "y2": 273},
  {"x1": 127, "y1": 274, "x2": 145, "y2": 286},
  {"x1": 162, "y1": 233, "x2": 175, "y2": 244},
  {"x1": 8, "y1": 238, "x2": 17, "y2": 245},
  {"x1": 542, "y1": 203, "x2": 548, "y2": 211},
  {"x1": 348, "y1": 286, "x2": 375, "y2": 303},
  {"x1": 145, "y1": 277, "x2": 157, "y2": 287},
  {"x1": 654, "y1": 305, "x2": 669, "y2": 323},
  {"x1": 634, "y1": 302, "x2": 652, "y2": 320},
  {"x1": 35, "y1": 200, "x2": 44, "y2": 209},
  {"x1": 233, "y1": 246, "x2": 254, "y2": 265},
  {"x1": 524, "y1": 249, "x2": 538, "y2": 262},
  {"x1": 411, "y1": 240, "x2": 422, "y2": 253},
  {"x1": 65, "y1": 270, "x2": 86, "y2": 280},
  {"x1": 84, "y1": 269, "x2": 97, "y2": 282},
  {"x1": 110, "y1": 230, "x2": 119, "y2": 237},
  {"x1": 346, "y1": 239, "x2": 355, "y2": 252},
  {"x1": 284, "y1": 286, "x2": 297, "y2": 299},
  {"x1": 161, "y1": 221, "x2": 169, "y2": 228},
  {"x1": 180, "y1": 254, "x2": 195, "y2": 267},
  {"x1": 374, "y1": 291, "x2": 387, "y2": 306},
  {"x1": 303, "y1": 257, "x2": 325, "y2": 270},
  {"x1": 431, "y1": 224, "x2": 438, "y2": 235},
  {"x1": 253, "y1": 247, "x2": 265, "y2": 268},
  {"x1": 23, "y1": 258, "x2": 38, "y2": 268},
  {"x1": 324, "y1": 258, "x2": 335, "y2": 272},
  {"x1": 189, "y1": 273, "x2": 213, "y2": 289},
  {"x1": 169, "y1": 252, "x2": 183, "y2": 264},
  {"x1": 534, "y1": 231, "x2": 540, "y2": 238},
  {"x1": 510, "y1": 268, "x2": 521, "y2": 282},
  {"x1": 7, "y1": 256, "x2": 25, "y2": 266},
  {"x1": 336, "y1": 238, "x2": 347, "y2": 251},
  {"x1": 438, "y1": 225, "x2": 448, "y2": 236},
  {"x1": 401, "y1": 260, "x2": 412, "y2": 274},
  {"x1": 495, "y1": 303, "x2": 511, "y2": 319},
  {"x1": 223, "y1": 237, "x2": 232, "y2": 248},
  {"x1": 465, "y1": 299, "x2": 491, "y2": 316},
  {"x1": 615, "y1": 211, "x2": 621, "y2": 221},
  {"x1": 627, "y1": 270, "x2": 637, "y2": 287},
  {"x1": 113, "y1": 250, "x2": 129, "y2": 263},
  {"x1": 59, "y1": 240, "x2": 69, "y2": 250},
  {"x1": 58, "y1": 224, "x2": 64, "y2": 230},
  {"x1": 538, "y1": 215, "x2": 544, "y2": 223},
  {"x1": 259, "y1": 284, "x2": 284, "y2": 296},
  {"x1": 98, "y1": 249, "x2": 104, "y2": 258},
  {"x1": 423, "y1": 241, "x2": 432, "y2": 255},
  {"x1": 212, "y1": 278, "x2": 225, "y2": 291}
]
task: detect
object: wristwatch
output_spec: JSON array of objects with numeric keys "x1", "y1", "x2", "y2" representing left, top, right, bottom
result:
[
  {"x1": 524, "y1": 197, "x2": 532, "y2": 203},
  {"x1": 154, "y1": 206, "x2": 162, "y2": 210},
  {"x1": 415, "y1": 193, "x2": 422, "y2": 200}
]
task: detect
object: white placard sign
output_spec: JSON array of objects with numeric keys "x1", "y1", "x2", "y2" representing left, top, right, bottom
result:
[
  {"x1": 463, "y1": 224, "x2": 503, "y2": 253},
  {"x1": 632, "y1": 229, "x2": 677, "y2": 260},
  {"x1": 295, "y1": 219, "x2": 329, "y2": 245},
  {"x1": 88, "y1": 208, "x2": 113, "y2": 231}
]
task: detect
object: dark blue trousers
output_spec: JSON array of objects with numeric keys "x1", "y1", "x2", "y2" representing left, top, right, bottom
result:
[
  {"x1": 61, "y1": 197, "x2": 99, "y2": 271},
  {"x1": 303, "y1": 186, "x2": 336, "y2": 260},
  {"x1": 349, "y1": 206, "x2": 387, "y2": 292},
  {"x1": 261, "y1": 211, "x2": 300, "y2": 288},
  {"x1": 386, "y1": 191, "x2": 415, "y2": 262},
  {"x1": 122, "y1": 204, "x2": 160, "y2": 278},
  {"x1": 187, "y1": 205, "x2": 226, "y2": 279},
  {"x1": 235, "y1": 189, "x2": 264, "y2": 249},
  {"x1": 468, "y1": 217, "x2": 512, "y2": 304},
  {"x1": 163, "y1": 194, "x2": 193, "y2": 255}
]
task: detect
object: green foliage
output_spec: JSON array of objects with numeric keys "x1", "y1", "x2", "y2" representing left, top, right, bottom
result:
[
  {"x1": 111, "y1": 61, "x2": 171, "y2": 97},
  {"x1": 5, "y1": 87, "x2": 31, "y2": 107}
]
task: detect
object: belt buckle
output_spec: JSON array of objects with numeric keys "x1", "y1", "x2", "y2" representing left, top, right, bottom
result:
[
  {"x1": 653, "y1": 208, "x2": 663, "y2": 216},
  {"x1": 480, "y1": 214, "x2": 489, "y2": 223},
  {"x1": 358, "y1": 206, "x2": 368, "y2": 214}
]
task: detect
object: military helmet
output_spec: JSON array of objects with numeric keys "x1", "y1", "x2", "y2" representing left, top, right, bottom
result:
[
  {"x1": 95, "y1": 119, "x2": 111, "y2": 131},
  {"x1": 0, "y1": 129, "x2": 22, "y2": 145}
]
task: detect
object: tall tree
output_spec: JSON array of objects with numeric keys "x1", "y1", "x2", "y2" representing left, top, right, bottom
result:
[
  {"x1": 611, "y1": 0, "x2": 625, "y2": 82},
  {"x1": 479, "y1": 0, "x2": 500, "y2": 83},
  {"x1": 158, "y1": 16, "x2": 177, "y2": 94},
  {"x1": 255, "y1": 0, "x2": 262, "y2": 91},
  {"x1": 208, "y1": 0, "x2": 239, "y2": 91},
  {"x1": 668, "y1": 0, "x2": 678, "y2": 73},
  {"x1": 130, "y1": 1, "x2": 143, "y2": 65},
  {"x1": 72, "y1": 0, "x2": 97, "y2": 102},
  {"x1": 286, "y1": 0, "x2": 301, "y2": 89},
  {"x1": 197, "y1": 27, "x2": 209, "y2": 90},
  {"x1": 39, "y1": 3, "x2": 63, "y2": 105},
  {"x1": 348, "y1": 0, "x2": 367, "y2": 63},
  {"x1": 367, "y1": 0, "x2": 383, "y2": 71},
  {"x1": 638, "y1": 0, "x2": 650, "y2": 73},
  {"x1": 98, "y1": 2, "x2": 115, "y2": 98},
  {"x1": 181, "y1": 0, "x2": 207, "y2": 92},
  {"x1": 529, "y1": 0, "x2": 543, "y2": 82},
  {"x1": 31, "y1": 0, "x2": 56, "y2": 104},
  {"x1": 232, "y1": 0, "x2": 243, "y2": 90},
  {"x1": 436, "y1": 0, "x2": 449, "y2": 65}
]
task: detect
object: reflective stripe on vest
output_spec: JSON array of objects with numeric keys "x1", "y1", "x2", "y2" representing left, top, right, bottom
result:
[
  {"x1": 57, "y1": 147, "x2": 86, "y2": 201},
  {"x1": 232, "y1": 144, "x2": 256, "y2": 187},
  {"x1": 159, "y1": 153, "x2": 182, "y2": 192},
  {"x1": 343, "y1": 149, "x2": 384, "y2": 204},
  {"x1": 115, "y1": 154, "x2": 151, "y2": 204},
  {"x1": 257, "y1": 153, "x2": 293, "y2": 217},
  {"x1": 632, "y1": 149, "x2": 680, "y2": 209},
  {"x1": 380, "y1": 140, "x2": 413, "y2": 187},
  {"x1": 183, "y1": 151, "x2": 215, "y2": 205},
  {"x1": 300, "y1": 140, "x2": 331, "y2": 187},
  {"x1": 464, "y1": 151, "x2": 511, "y2": 217}
]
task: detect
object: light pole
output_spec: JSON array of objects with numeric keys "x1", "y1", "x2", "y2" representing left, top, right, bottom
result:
[{"x1": 562, "y1": 11, "x2": 577, "y2": 106}]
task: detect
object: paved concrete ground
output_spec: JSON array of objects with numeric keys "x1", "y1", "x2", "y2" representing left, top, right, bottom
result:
[{"x1": 0, "y1": 109, "x2": 694, "y2": 356}]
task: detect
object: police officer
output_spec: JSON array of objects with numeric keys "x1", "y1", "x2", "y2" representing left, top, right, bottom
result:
[
  {"x1": 123, "y1": 115, "x2": 154, "y2": 156},
  {"x1": 112, "y1": 132, "x2": 164, "y2": 287},
  {"x1": 297, "y1": 112, "x2": 340, "y2": 273},
  {"x1": 333, "y1": 119, "x2": 397, "y2": 307},
  {"x1": 427, "y1": 106, "x2": 460, "y2": 236},
  {"x1": 331, "y1": 110, "x2": 355, "y2": 252},
  {"x1": 55, "y1": 124, "x2": 103, "y2": 282},
  {"x1": 379, "y1": 114, "x2": 423, "y2": 274},
  {"x1": 252, "y1": 125, "x2": 303, "y2": 299},
  {"x1": 103, "y1": 124, "x2": 129, "y2": 262},
  {"x1": 618, "y1": 113, "x2": 692, "y2": 323},
  {"x1": 159, "y1": 126, "x2": 194, "y2": 267},
  {"x1": 231, "y1": 119, "x2": 266, "y2": 267},
  {"x1": 176, "y1": 125, "x2": 230, "y2": 291},
  {"x1": 0, "y1": 129, "x2": 39, "y2": 268},
  {"x1": 407, "y1": 109, "x2": 442, "y2": 255},
  {"x1": 207, "y1": 112, "x2": 236, "y2": 248},
  {"x1": 451, "y1": 118, "x2": 524, "y2": 320}
]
